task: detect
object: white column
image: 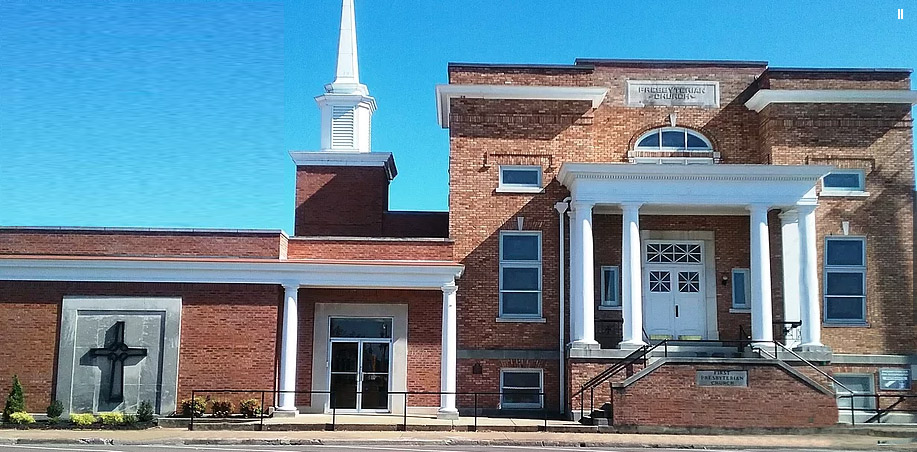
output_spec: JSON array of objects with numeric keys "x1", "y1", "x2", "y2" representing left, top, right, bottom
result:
[
  {"x1": 567, "y1": 211, "x2": 581, "y2": 344},
  {"x1": 570, "y1": 201, "x2": 598, "y2": 347},
  {"x1": 438, "y1": 282, "x2": 459, "y2": 419},
  {"x1": 779, "y1": 210, "x2": 802, "y2": 347},
  {"x1": 277, "y1": 284, "x2": 299, "y2": 412},
  {"x1": 619, "y1": 202, "x2": 646, "y2": 347},
  {"x1": 797, "y1": 204, "x2": 824, "y2": 348},
  {"x1": 748, "y1": 204, "x2": 774, "y2": 343}
]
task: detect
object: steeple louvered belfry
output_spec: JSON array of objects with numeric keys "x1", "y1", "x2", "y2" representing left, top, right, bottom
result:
[{"x1": 316, "y1": 0, "x2": 376, "y2": 153}]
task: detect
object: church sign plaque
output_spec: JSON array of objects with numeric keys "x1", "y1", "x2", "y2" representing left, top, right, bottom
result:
[
  {"x1": 696, "y1": 370, "x2": 747, "y2": 387},
  {"x1": 626, "y1": 80, "x2": 720, "y2": 108}
]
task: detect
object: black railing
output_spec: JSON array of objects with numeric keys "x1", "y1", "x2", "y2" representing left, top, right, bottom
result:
[
  {"x1": 839, "y1": 394, "x2": 917, "y2": 425},
  {"x1": 186, "y1": 389, "x2": 550, "y2": 431},
  {"x1": 572, "y1": 338, "x2": 848, "y2": 424}
]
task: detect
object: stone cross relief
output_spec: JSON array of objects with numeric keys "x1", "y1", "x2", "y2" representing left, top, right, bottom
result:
[{"x1": 88, "y1": 321, "x2": 148, "y2": 403}]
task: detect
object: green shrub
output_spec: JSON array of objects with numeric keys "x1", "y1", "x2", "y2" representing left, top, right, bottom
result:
[
  {"x1": 98, "y1": 412, "x2": 124, "y2": 425},
  {"x1": 137, "y1": 400, "x2": 154, "y2": 422},
  {"x1": 238, "y1": 399, "x2": 261, "y2": 418},
  {"x1": 70, "y1": 413, "x2": 96, "y2": 426},
  {"x1": 211, "y1": 400, "x2": 233, "y2": 417},
  {"x1": 122, "y1": 414, "x2": 138, "y2": 425},
  {"x1": 46, "y1": 400, "x2": 64, "y2": 419},
  {"x1": 10, "y1": 411, "x2": 34, "y2": 425},
  {"x1": 2, "y1": 375, "x2": 25, "y2": 423},
  {"x1": 180, "y1": 397, "x2": 206, "y2": 417}
]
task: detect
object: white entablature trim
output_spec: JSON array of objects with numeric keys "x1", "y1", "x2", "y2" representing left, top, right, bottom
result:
[
  {"x1": 558, "y1": 163, "x2": 832, "y2": 208},
  {"x1": 289, "y1": 151, "x2": 397, "y2": 180},
  {"x1": 745, "y1": 89, "x2": 917, "y2": 112},
  {"x1": 435, "y1": 84, "x2": 609, "y2": 128},
  {"x1": 0, "y1": 256, "x2": 463, "y2": 290}
]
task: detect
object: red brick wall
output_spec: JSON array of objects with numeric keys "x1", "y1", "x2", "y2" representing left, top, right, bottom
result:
[
  {"x1": 0, "y1": 281, "x2": 280, "y2": 413},
  {"x1": 760, "y1": 102, "x2": 916, "y2": 354},
  {"x1": 612, "y1": 362, "x2": 838, "y2": 428},
  {"x1": 0, "y1": 229, "x2": 284, "y2": 258},
  {"x1": 294, "y1": 289, "x2": 442, "y2": 408},
  {"x1": 287, "y1": 238, "x2": 453, "y2": 261},
  {"x1": 457, "y1": 358, "x2": 560, "y2": 411},
  {"x1": 294, "y1": 166, "x2": 389, "y2": 237},
  {"x1": 382, "y1": 212, "x2": 449, "y2": 238},
  {"x1": 759, "y1": 70, "x2": 911, "y2": 90}
]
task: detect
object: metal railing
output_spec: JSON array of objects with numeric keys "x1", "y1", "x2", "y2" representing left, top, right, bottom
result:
[
  {"x1": 186, "y1": 389, "x2": 550, "y2": 431},
  {"x1": 839, "y1": 394, "x2": 917, "y2": 425}
]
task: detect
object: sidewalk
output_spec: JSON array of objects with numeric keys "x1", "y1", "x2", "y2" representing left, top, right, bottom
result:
[{"x1": 1, "y1": 427, "x2": 916, "y2": 450}]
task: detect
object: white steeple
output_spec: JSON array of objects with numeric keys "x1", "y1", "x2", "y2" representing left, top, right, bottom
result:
[{"x1": 316, "y1": 0, "x2": 376, "y2": 152}]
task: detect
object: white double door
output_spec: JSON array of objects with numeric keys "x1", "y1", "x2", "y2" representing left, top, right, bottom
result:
[{"x1": 642, "y1": 241, "x2": 707, "y2": 341}]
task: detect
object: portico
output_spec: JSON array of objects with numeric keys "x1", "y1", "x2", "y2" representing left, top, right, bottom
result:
[{"x1": 557, "y1": 163, "x2": 832, "y2": 351}]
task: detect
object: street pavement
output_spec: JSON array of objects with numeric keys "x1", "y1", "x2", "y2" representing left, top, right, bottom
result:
[{"x1": 0, "y1": 446, "x2": 884, "y2": 452}]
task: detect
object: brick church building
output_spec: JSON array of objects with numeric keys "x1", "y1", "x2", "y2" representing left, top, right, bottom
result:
[{"x1": 2, "y1": 0, "x2": 917, "y2": 428}]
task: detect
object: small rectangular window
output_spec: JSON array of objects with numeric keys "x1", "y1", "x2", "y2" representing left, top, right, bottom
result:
[
  {"x1": 731, "y1": 268, "x2": 750, "y2": 309},
  {"x1": 600, "y1": 266, "x2": 620, "y2": 308},
  {"x1": 822, "y1": 170, "x2": 865, "y2": 192},
  {"x1": 500, "y1": 369, "x2": 543, "y2": 409},
  {"x1": 499, "y1": 231, "x2": 542, "y2": 318},
  {"x1": 835, "y1": 374, "x2": 876, "y2": 410},
  {"x1": 498, "y1": 166, "x2": 542, "y2": 192},
  {"x1": 824, "y1": 237, "x2": 867, "y2": 324}
]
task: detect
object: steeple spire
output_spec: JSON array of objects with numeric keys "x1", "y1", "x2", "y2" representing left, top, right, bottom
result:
[
  {"x1": 327, "y1": 0, "x2": 368, "y2": 96},
  {"x1": 315, "y1": 0, "x2": 376, "y2": 152}
]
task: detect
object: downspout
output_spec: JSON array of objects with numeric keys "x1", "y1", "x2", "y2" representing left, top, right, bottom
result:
[{"x1": 554, "y1": 197, "x2": 571, "y2": 415}]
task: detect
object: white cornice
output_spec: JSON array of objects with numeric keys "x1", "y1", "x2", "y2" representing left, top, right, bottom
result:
[
  {"x1": 0, "y1": 256, "x2": 463, "y2": 289},
  {"x1": 745, "y1": 89, "x2": 917, "y2": 112},
  {"x1": 289, "y1": 151, "x2": 397, "y2": 180},
  {"x1": 435, "y1": 84, "x2": 609, "y2": 128},
  {"x1": 557, "y1": 163, "x2": 832, "y2": 187}
]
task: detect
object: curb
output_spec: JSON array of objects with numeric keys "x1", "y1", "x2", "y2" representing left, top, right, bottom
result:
[{"x1": 0, "y1": 437, "x2": 904, "y2": 450}]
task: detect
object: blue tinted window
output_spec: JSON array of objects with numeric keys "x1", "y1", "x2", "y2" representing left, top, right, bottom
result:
[
  {"x1": 502, "y1": 234, "x2": 539, "y2": 261},
  {"x1": 826, "y1": 239, "x2": 864, "y2": 266},
  {"x1": 824, "y1": 172, "x2": 863, "y2": 190}
]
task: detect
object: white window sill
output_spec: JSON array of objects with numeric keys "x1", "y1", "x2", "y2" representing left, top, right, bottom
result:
[
  {"x1": 496, "y1": 186, "x2": 545, "y2": 194},
  {"x1": 729, "y1": 308, "x2": 751, "y2": 314},
  {"x1": 820, "y1": 190, "x2": 870, "y2": 198},
  {"x1": 496, "y1": 317, "x2": 546, "y2": 323},
  {"x1": 598, "y1": 305, "x2": 622, "y2": 311},
  {"x1": 824, "y1": 322, "x2": 870, "y2": 328}
]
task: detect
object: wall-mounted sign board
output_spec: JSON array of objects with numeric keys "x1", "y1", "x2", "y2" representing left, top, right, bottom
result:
[{"x1": 696, "y1": 370, "x2": 747, "y2": 387}]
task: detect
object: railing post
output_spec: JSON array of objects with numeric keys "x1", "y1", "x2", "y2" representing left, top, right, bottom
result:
[
  {"x1": 579, "y1": 386, "x2": 584, "y2": 420},
  {"x1": 590, "y1": 387, "x2": 594, "y2": 415},
  {"x1": 403, "y1": 392, "x2": 408, "y2": 431},
  {"x1": 331, "y1": 391, "x2": 336, "y2": 431},
  {"x1": 543, "y1": 392, "x2": 548, "y2": 430},
  {"x1": 189, "y1": 390, "x2": 195, "y2": 431},
  {"x1": 850, "y1": 396, "x2": 855, "y2": 426},
  {"x1": 260, "y1": 390, "x2": 265, "y2": 431},
  {"x1": 474, "y1": 392, "x2": 478, "y2": 432}
]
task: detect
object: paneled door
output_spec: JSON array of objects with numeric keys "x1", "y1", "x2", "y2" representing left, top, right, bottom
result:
[{"x1": 643, "y1": 242, "x2": 707, "y2": 341}]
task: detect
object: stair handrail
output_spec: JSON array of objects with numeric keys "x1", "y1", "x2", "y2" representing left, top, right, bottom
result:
[{"x1": 755, "y1": 341, "x2": 853, "y2": 395}]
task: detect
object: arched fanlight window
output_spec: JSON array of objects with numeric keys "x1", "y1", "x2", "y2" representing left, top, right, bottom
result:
[{"x1": 635, "y1": 127, "x2": 713, "y2": 152}]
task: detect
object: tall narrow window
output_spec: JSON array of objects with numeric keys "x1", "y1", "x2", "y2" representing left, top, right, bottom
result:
[
  {"x1": 824, "y1": 237, "x2": 867, "y2": 324},
  {"x1": 732, "y1": 268, "x2": 750, "y2": 310},
  {"x1": 499, "y1": 231, "x2": 542, "y2": 318},
  {"x1": 600, "y1": 266, "x2": 620, "y2": 308}
]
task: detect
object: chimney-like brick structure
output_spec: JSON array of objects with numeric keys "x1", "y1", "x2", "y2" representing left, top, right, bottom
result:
[{"x1": 294, "y1": 164, "x2": 390, "y2": 237}]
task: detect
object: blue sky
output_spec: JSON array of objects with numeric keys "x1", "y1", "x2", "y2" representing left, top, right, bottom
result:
[{"x1": 1, "y1": 0, "x2": 915, "y2": 232}]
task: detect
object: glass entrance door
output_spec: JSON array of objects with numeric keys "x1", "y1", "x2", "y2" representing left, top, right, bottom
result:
[{"x1": 328, "y1": 317, "x2": 392, "y2": 412}]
